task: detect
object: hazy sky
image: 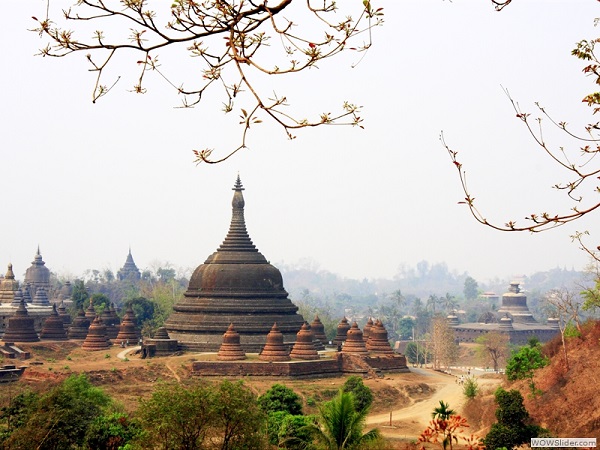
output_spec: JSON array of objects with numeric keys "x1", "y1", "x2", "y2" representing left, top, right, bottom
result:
[{"x1": 1, "y1": 1, "x2": 598, "y2": 284}]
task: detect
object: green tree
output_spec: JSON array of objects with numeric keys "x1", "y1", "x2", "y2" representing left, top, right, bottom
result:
[
  {"x1": 397, "y1": 317, "x2": 415, "y2": 341},
  {"x1": 2, "y1": 374, "x2": 111, "y2": 450},
  {"x1": 310, "y1": 390, "x2": 380, "y2": 450},
  {"x1": 71, "y1": 279, "x2": 89, "y2": 310},
  {"x1": 405, "y1": 341, "x2": 428, "y2": 365},
  {"x1": 258, "y1": 384, "x2": 303, "y2": 415},
  {"x1": 84, "y1": 412, "x2": 142, "y2": 450},
  {"x1": 432, "y1": 400, "x2": 455, "y2": 420},
  {"x1": 341, "y1": 376, "x2": 373, "y2": 414},
  {"x1": 464, "y1": 276, "x2": 479, "y2": 301},
  {"x1": 484, "y1": 388, "x2": 547, "y2": 450},
  {"x1": 125, "y1": 296, "x2": 156, "y2": 327},
  {"x1": 505, "y1": 341, "x2": 549, "y2": 395},
  {"x1": 137, "y1": 382, "x2": 214, "y2": 450},
  {"x1": 212, "y1": 380, "x2": 266, "y2": 450},
  {"x1": 90, "y1": 293, "x2": 111, "y2": 314},
  {"x1": 277, "y1": 414, "x2": 316, "y2": 450},
  {"x1": 462, "y1": 377, "x2": 479, "y2": 400}
]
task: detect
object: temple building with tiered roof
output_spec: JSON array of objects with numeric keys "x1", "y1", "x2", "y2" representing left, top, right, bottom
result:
[
  {"x1": 117, "y1": 249, "x2": 141, "y2": 282},
  {"x1": 24, "y1": 247, "x2": 52, "y2": 298},
  {"x1": 165, "y1": 176, "x2": 306, "y2": 352},
  {"x1": 451, "y1": 282, "x2": 559, "y2": 344}
]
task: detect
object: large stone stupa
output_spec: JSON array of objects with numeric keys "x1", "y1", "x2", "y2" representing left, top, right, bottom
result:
[{"x1": 165, "y1": 176, "x2": 305, "y2": 352}]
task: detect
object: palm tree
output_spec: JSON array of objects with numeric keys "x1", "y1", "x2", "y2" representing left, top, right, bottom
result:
[
  {"x1": 431, "y1": 400, "x2": 455, "y2": 420},
  {"x1": 310, "y1": 390, "x2": 380, "y2": 450}
]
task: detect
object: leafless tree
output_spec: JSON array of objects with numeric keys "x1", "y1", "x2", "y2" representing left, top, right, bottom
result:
[
  {"x1": 31, "y1": 0, "x2": 383, "y2": 163},
  {"x1": 544, "y1": 288, "x2": 583, "y2": 371},
  {"x1": 475, "y1": 331, "x2": 509, "y2": 372}
]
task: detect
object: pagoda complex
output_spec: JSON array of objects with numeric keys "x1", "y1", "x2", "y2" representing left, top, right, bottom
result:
[{"x1": 165, "y1": 176, "x2": 305, "y2": 352}]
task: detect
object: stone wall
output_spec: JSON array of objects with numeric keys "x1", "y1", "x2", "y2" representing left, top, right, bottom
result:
[
  {"x1": 193, "y1": 357, "x2": 341, "y2": 378},
  {"x1": 454, "y1": 327, "x2": 558, "y2": 344},
  {"x1": 192, "y1": 351, "x2": 410, "y2": 378}
]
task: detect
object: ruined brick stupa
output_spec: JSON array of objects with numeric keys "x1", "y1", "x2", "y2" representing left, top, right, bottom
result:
[{"x1": 165, "y1": 176, "x2": 305, "y2": 352}]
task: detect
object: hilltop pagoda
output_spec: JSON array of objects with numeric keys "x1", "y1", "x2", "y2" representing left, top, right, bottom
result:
[{"x1": 165, "y1": 176, "x2": 305, "y2": 352}]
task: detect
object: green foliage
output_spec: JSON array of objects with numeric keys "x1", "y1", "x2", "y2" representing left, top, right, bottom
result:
[
  {"x1": 505, "y1": 343, "x2": 549, "y2": 395},
  {"x1": 136, "y1": 382, "x2": 214, "y2": 450},
  {"x1": 267, "y1": 411, "x2": 316, "y2": 449},
  {"x1": 431, "y1": 400, "x2": 455, "y2": 420},
  {"x1": 212, "y1": 380, "x2": 266, "y2": 450},
  {"x1": 258, "y1": 384, "x2": 303, "y2": 415},
  {"x1": 341, "y1": 376, "x2": 373, "y2": 413},
  {"x1": 564, "y1": 323, "x2": 581, "y2": 338},
  {"x1": 464, "y1": 276, "x2": 479, "y2": 301},
  {"x1": 581, "y1": 274, "x2": 600, "y2": 311},
  {"x1": 311, "y1": 390, "x2": 381, "y2": 450},
  {"x1": 1, "y1": 374, "x2": 111, "y2": 449},
  {"x1": 90, "y1": 293, "x2": 111, "y2": 313},
  {"x1": 71, "y1": 279, "x2": 89, "y2": 310},
  {"x1": 125, "y1": 296, "x2": 155, "y2": 327},
  {"x1": 84, "y1": 412, "x2": 143, "y2": 450},
  {"x1": 267, "y1": 411, "x2": 289, "y2": 446},
  {"x1": 463, "y1": 377, "x2": 479, "y2": 399},
  {"x1": 397, "y1": 317, "x2": 415, "y2": 340},
  {"x1": 484, "y1": 388, "x2": 547, "y2": 450},
  {"x1": 278, "y1": 414, "x2": 316, "y2": 450},
  {"x1": 405, "y1": 341, "x2": 428, "y2": 365}
]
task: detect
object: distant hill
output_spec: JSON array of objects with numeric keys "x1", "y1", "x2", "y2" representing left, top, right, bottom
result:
[{"x1": 279, "y1": 262, "x2": 586, "y2": 304}]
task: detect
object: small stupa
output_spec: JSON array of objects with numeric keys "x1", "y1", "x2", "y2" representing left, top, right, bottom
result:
[
  {"x1": 2, "y1": 298, "x2": 39, "y2": 343},
  {"x1": 142, "y1": 327, "x2": 179, "y2": 356},
  {"x1": 259, "y1": 323, "x2": 291, "y2": 362},
  {"x1": 100, "y1": 303, "x2": 120, "y2": 339},
  {"x1": 307, "y1": 322, "x2": 325, "y2": 351},
  {"x1": 0, "y1": 264, "x2": 19, "y2": 303},
  {"x1": 82, "y1": 316, "x2": 111, "y2": 351},
  {"x1": 57, "y1": 300, "x2": 72, "y2": 328},
  {"x1": 310, "y1": 315, "x2": 328, "y2": 346},
  {"x1": 332, "y1": 317, "x2": 351, "y2": 347},
  {"x1": 68, "y1": 307, "x2": 91, "y2": 340},
  {"x1": 362, "y1": 317, "x2": 374, "y2": 343},
  {"x1": 22, "y1": 283, "x2": 32, "y2": 304},
  {"x1": 366, "y1": 320, "x2": 394, "y2": 354},
  {"x1": 342, "y1": 322, "x2": 368, "y2": 354},
  {"x1": 154, "y1": 327, "x2": 170, "y2": 340},
  {"x1": 289, "y1": 323, "x2": 319, "y2": 360},
  {"x1": 115, "y1": 305, "x2": 140, "y2": 344},
  {"x1": 217, "y1": 324, "x2": 247, "y2": 361},
  {"x1": 40, "y1": 304, "x2": 68, "y2": 340},
  {"x1": 85, "y1": 299, "x2": 97, "y2": 321},
  {"x1": 32, "y1": 286, "x2": 50, "y2": 307}
]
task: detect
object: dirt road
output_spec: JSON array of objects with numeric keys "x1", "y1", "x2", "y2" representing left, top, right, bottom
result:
[{"x1": 367, "y1": 368, "x2": 499, "y2": 440}]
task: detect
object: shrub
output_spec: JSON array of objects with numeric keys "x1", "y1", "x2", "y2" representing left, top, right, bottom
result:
[
  {"x1": 258, "y1": 384, "x2": 303, "y2": 415},
  {"x1": 342, "y1": 376, "x2": 373, "y2": 413},
  {"x1": 463, "y1": 377, "x2": 479, "y2": 399}
]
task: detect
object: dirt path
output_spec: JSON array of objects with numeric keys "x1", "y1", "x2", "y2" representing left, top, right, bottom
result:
[{"x1": 367, "y1": 368, "x2": 499, "y2": 440}]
